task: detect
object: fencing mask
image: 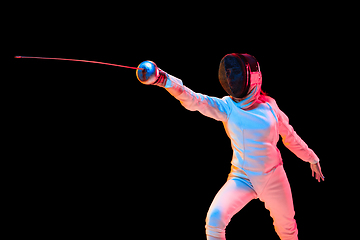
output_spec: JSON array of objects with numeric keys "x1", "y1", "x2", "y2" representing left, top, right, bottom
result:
[{"x1": 219, "y1": 53, "x2": 261, "y2": 99}]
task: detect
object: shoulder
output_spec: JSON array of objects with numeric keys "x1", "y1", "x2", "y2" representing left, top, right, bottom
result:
[
  {"x1": 261, "y1": 96, "x2": 284, "y2": 119},
  {"x1": 260, "y1": 95, "x2": 275, "y2": 104},
  {"x1": 261, "y1": 95, "x2": 280, "y2": 110},
  {"x1": 222, "y1": 95, "x2": 233, "y2": 103}
]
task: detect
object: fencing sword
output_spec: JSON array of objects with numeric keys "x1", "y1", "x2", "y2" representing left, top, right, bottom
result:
[{"x1": 15, "y1": 55, "x2": 160, "y2": 85}]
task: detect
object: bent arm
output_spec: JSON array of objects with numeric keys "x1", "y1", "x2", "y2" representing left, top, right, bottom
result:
[
  {"x1": 269, "y1": 98, "x2": 320, "y2": 164},
  {"x1": 163, "y1": 72, "x2": 230, "y2": 122}
]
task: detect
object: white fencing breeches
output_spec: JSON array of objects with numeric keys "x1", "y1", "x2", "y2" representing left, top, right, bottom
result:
[{"x1": 205, "y1": 165, "x2": 298, "y2": 240}]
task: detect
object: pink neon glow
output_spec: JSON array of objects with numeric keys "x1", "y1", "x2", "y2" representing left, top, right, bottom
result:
[{"x1": 15, "y1": 56, "x2": 143, "y2": 70}]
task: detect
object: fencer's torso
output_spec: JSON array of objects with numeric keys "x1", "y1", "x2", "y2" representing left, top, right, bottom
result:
[
  {"x1": 223, "y1": 96, "x2": 283, "y2": 174},
  {"x1": 164, "y1": 74, "x2": 319, "y2": 176}
]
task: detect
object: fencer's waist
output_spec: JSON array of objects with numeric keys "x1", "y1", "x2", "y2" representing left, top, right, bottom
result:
[{"x1": 231, "y1": 149, "x2": 282, "y2": 173}]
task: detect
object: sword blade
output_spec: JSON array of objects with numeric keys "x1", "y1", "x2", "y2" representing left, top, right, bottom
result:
[{"x1": 15, "y1": 56, "x2": 143, "y2": 70}]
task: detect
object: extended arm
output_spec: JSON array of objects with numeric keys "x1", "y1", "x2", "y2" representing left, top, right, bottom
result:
[{"x1": 150, "y1": 69, "x2": 231, "y2": 122}]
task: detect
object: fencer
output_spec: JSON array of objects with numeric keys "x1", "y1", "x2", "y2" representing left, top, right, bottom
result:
[{"x1": 136, "y1": 53, "x2": 324, "y2": 240}]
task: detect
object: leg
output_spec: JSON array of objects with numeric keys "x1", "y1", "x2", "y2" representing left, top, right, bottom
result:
[
  {"x1": 259, "y1": 165, "x2": 298, "y2": 240},
  {"x1": 205, "y1": 178, "x2": 257, "y2": 240}
]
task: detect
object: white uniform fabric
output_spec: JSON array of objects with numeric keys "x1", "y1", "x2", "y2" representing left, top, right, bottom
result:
[{"x1": 163, "y1": 74, "x2": 319, "y2": 240}]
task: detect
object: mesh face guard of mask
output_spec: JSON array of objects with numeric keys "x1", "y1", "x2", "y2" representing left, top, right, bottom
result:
[{"x1": 218, "y1": 53, "x2": 261, "y2": 98}]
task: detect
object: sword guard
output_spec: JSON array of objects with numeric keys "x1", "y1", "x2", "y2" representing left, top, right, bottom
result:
[{"x1": 136, "y1": 61, "x2": 159, "y2": 85}]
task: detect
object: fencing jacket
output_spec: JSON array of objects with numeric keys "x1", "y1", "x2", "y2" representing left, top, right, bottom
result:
[{"x1": 163, "y1": 73, "x2": 319, "y2": 190}]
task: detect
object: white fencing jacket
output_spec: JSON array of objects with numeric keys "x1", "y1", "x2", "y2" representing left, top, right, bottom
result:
[{"x1": 163, "y1": 73, "x2": 319, "y2": 190}]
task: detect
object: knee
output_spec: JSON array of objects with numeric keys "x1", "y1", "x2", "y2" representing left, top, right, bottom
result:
[
  {"x1": 205, "y1": 208, "x2": 227, "y2": 239},
  {"x1": 206, "y1": 208, "x2": 224, "y2": 228},
  {"x1": 274, "y1": 218, "x2": 298, "y2": 239},
  {"x1": 205, "y1": 207, "x2": 235, "y2": 240}
]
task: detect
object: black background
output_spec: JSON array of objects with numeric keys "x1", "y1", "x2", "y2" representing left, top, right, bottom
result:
[{"x1": 9, "y1": 2, "x2": 349, "y2": 239}]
